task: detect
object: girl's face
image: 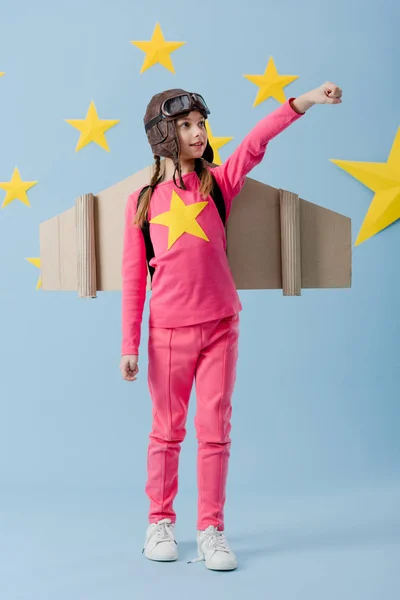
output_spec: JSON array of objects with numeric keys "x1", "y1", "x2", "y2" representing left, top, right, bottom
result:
[{"x1": 175, "y1": 110, "x2": 208, "y2": 160}]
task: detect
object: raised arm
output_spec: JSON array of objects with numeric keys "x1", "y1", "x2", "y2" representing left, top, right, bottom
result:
[
  {"x1": 211, "y1": 82, "x2": 342, "y2": 213},
  {"x1": 211, "y1": 98, "x2": 305, "y2": 206},
  {"x1": 121, "y1": 192, "x2": 148, "y2": 356}
]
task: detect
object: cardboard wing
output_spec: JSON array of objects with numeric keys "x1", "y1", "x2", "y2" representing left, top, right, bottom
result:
[{"x1": 39, "y1": 163, "x2": 352, "y2": 298}]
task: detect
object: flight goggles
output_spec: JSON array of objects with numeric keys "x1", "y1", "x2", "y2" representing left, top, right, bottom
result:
[{"x1": 145, "y1": 92, "x2": 210, "y2": 133}]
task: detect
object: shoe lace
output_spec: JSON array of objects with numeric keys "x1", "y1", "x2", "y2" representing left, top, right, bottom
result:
[
  {"x1": 155, "y1": 518, "x2": 174, "y2": 543},
  {"x1": 187, "y1": 526, "x2": 230, "y2": 564},
  {"x1": 204, "y1": 526, "x2": 229, "y2": 552}
]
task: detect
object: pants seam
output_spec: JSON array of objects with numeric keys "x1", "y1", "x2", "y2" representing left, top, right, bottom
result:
[
  {"x1": 198, "y1": 322, "x2": 204, "y2": 530},
  {"x1": 217, "y1": 319, "x2": 230, "y2": 527},
  {"x1": 161, "y1": 328, "x2": 173, "y2": 517}
]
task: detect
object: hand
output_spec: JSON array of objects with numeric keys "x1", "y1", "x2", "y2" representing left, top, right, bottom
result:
[
  {"x1": 120, "y1": 354, "x2": 139, "y2": 381},
  {"x1": 307, "y1": 81, "x2": 343, "y2": 105}
]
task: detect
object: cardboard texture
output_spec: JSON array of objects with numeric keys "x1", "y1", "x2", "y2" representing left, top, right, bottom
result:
[{"x1": 39, "y1": 162, "x2": 352, "y2": 297}]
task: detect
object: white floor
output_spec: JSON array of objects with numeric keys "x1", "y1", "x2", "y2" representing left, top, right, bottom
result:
[{"x1": 2, "y1": 481, "x2": 399, "y2": 599}]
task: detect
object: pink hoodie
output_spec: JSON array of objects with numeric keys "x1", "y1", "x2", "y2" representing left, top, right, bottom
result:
[{"x1": 121, "y1": 98, "x2": 305, "y2": 355}]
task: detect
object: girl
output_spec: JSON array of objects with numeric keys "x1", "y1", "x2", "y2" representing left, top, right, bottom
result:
[{"x1": 119, "y1": 83, "x2": 343, "y2": 571}]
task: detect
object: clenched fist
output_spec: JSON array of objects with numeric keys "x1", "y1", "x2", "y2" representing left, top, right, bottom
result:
[
  {"x1": 120, "y1": 355, "x2": 139, "y2": 381},
  {"x1": 289, "y1": 81, "x2": 343, "y2": 114},
  {"x1": 309, "y1": 81, "x2": 343, "y2": 105}
]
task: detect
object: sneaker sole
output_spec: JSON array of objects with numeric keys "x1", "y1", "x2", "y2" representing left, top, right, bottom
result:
[
  {"x1": 144, "y1": 551, "x2": 178, "y2": 562},
  {"x1": 197, "y1": 549, "x2": 237, "y2": 571},
  {"x1": 205, "y1": 561, "x2": 237, "y2": 571}
]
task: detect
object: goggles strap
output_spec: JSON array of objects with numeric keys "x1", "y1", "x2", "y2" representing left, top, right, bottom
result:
[{"x1": 145, "y1": 113, "x2": 164, "y2": 132}]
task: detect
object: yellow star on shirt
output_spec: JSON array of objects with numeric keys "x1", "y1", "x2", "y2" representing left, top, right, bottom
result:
[
  {"x1": 150, "y1": 190, "x2": 209, "y2": 249},
  {"x1": 331, "y1": 127, "x2": 400, "y2": 246},
  {"x1": 205, "y1": 121, "x2": 233, "y2": 165},
  {"x1": 65, "y1": 101, "x2": 120, "y2": 152},
  {"x1": 25, "y1": 257, "x2": 42, "y2": 290},
  {"x1": 0, "y1": 167, "x2": 38, "y2": 209},
  {"x1": 243, "y1": 56, "x2": 299, "y2": 107},
  {"x1": 130, "y1": 22, "x2": 185, "y2": 74}
]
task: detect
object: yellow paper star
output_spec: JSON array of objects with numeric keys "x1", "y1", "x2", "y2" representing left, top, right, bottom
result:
[
  {"x1": 0, "y1": 72, "x2": 4, "y2": 77},
  {"x1": 0, "y1": 167, "x2": 38, "y2": 209},
  {"x1": 331, "y1": 127, "x2": 400, "y2": 246},
  {"x1": 65, "y1": 101, "x2": 120, "y2": 152},
  {"x1": 130, "y1": 22, "x2": 185, "y2": 74},
  {"x1": 25, "y1": 257, "x2": 42, "y2": 290},
  {"x1": 150, "y1": 190, "x2": 209, "y2": 249},
  {"x1": 205, "y1": 121, "x2": 233, "y2": 165},
  {"x1": 243, "y1": 57, "x2": 299, "y2": 107}
]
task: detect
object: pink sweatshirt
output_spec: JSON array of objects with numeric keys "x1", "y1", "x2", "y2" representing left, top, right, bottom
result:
[{"x1": 121, "y1": 98, "x2": 305, "y2": 355}]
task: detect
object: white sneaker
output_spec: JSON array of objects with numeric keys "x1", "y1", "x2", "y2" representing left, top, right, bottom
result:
[
  {"x1": 188, "y1": 526, "x2": 238, "y2": 570},
  {"x1": 142, "y1": 518, "x2": 178, "y2": 561}
]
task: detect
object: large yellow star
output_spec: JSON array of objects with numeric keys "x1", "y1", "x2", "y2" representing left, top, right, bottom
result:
[
  {"x1": 243, "y1": 56, "x2": 299, "y2": 107},
  {"x1": 25, "y1": 257, "x2": 42, "y2": 290},
  {"x1": 65, "y1": 101, "x2": 120, "y2": 152},
  {"x1": 130, "y1": 22, "x2": 185, "y2": 74},
  {"x1": 205, "y1": 121, "x2": 233, "y2": 165},
  {"x1": 0, "y1": 167, "x2": 38, "y2": 208},
  {"x1": 150, "y1": 190, "x2": 209, "y2": 249},
  {"x1": 331, "y1": 127, "x2": 400, "y2": 246}
]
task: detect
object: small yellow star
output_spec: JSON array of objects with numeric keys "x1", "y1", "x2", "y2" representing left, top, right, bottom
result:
[
  {"x1": 25, "y1": 257, "x2": 42, "y2": 290},
  {"x1": 205, "y1": 121, "x2": 233, "y2": 165},
  {"x1": 0, "y1": 167, "x2": 38, "y2": 209},
  {"x1": 150, "y1": 190, "x2": 209, "y2": 249},
  {"x1": 331, "y1": 127, "x2": 400, "y2": 246},
  {"x1": 0, "y1": 72, "x2": 4, "y2": 77},
  {"x1": 65, "y1": 101, "x2": 120, "y2": 152},
  {"x1": 243, "y1": 56, "x2": 299, "y2": 107},
  {"x1": 130, "y1": 22, "x2": 185, "y2": 74}
]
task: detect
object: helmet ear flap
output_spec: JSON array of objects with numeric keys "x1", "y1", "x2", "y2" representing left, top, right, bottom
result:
[
  {"x1": 171, "y1": 120, "x2": 180, "y2": 155},
  {"x1": 171, "y1": 120, "x2": 186, "y2": 190},
  {"x1": 146, "y1": 119, "x2": 168, "y2": 146}
]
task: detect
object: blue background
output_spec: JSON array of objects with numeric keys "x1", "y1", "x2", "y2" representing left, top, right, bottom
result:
[{"x1": 1, "y1": 0, "x2": 399, "y2": 598}]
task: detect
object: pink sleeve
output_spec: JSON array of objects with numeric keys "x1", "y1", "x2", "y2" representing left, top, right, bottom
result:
[
  {"x1": 212, "y1": 98, "x2": 306, "y2": 215},
  {"x1": 121, "y1": 191, "x2": 148, "y2": 356}
]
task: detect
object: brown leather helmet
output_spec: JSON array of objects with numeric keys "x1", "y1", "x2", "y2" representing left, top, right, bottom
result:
[{"x1": 143, "y1": 88, "x2": 214, "y2": 189}]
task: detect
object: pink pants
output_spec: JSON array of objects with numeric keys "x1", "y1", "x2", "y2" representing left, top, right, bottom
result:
[{"x1": 145, "y1": 312, "x2": 240, "y2": 531}]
